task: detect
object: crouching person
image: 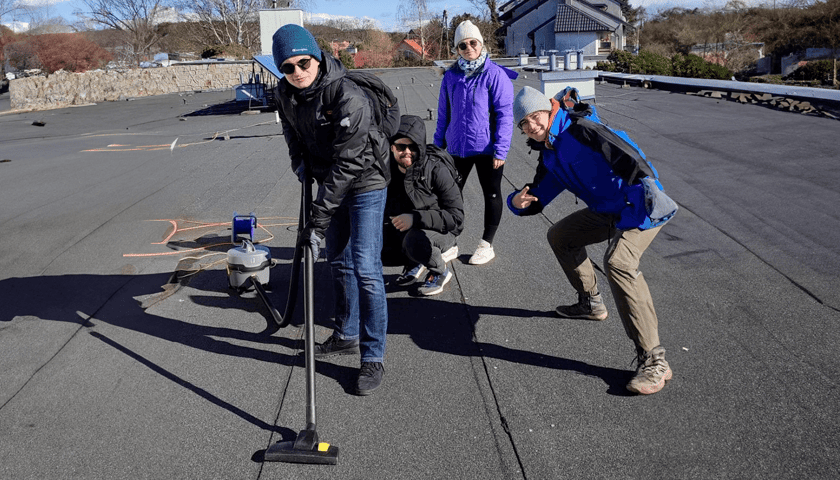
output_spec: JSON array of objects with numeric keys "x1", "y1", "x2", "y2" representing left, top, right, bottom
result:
[
  {"x1": 507, "y1": 86, "x2": 678, "y2": 395},
  {"x1": 382, "y1": 115, "x2": 464, "y2": 296}
]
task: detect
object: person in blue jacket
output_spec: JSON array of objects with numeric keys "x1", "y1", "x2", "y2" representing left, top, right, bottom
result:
[
  {"x1": 507, "y1": 86, "x2": 678, "y2": 395},
  {"x1": 434, "y1": 20, "x2": 516, "y2": 265}
]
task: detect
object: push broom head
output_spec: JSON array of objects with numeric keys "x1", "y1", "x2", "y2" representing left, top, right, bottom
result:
[{"x1": 264, "y1": 427, "x2": 338, "y2": 464}]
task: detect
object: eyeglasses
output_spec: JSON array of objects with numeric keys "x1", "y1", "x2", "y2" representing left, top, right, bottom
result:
[
  {"x1": 393, "y1": 143, "x2": 418, "y2": 153},
  {"x1": 458, "y1": 40, "x2": 481, "y2": 51},
  {"x1": 280, "y1": 57, "x2": 313, "y2": 75}
]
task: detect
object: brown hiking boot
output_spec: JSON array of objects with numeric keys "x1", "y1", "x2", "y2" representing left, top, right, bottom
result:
[
  {"x1": 627, "y1": 346, "x2": 673, "y2": 395},
  {"x1": 555, "y1": 292, "x2": 608, "y2": 321}
]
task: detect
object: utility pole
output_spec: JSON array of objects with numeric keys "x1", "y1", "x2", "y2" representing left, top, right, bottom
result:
[{"x1": 443, "y1": 10, "x2": 449, "y2": 58}]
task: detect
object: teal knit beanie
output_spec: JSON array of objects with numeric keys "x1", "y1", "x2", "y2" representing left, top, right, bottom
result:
[{"x1": 272, "y1": 24, "x2": 322, "y2": 69}]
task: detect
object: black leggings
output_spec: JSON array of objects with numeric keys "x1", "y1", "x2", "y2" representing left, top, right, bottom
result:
[{"x1": 453, "y1": 154, "x2": 504, "y2": 244}]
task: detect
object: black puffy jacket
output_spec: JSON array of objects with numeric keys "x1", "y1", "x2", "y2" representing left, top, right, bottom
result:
[
  {"x1": 274, "y1": 52, "x2": 390, "y2": 235},
  {"x1": 386, "y1": 115, "x2": 464, "y2": 236}
]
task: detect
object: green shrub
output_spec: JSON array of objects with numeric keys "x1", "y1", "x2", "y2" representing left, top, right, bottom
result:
[
  {"x1": 602, "y1": 50, "x2": 731, "y2": 79},
  {"x1": 749, "y1": 75, "x2": 784, "y2": 84},
  {"x1": 606, "y1": 50, "x2": 634, "y2": 72},
  {"x1": 634, "y1": 50, "x2": 672, "y2": 75},
  {"x1": 785, "y1": 60, "x2": 833, "y2": 83},
  {"x1": 706, "y1": 62, "x2": 733, "y2": 80},
  {"x1": 672, "y1": 53, "x2": 731, "y2": 80},
  {"x1": 338, "y1": 49, "x2": 355, "y2": 70}
]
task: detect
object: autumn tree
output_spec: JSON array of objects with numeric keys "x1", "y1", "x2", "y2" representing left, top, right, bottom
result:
[
  {"x1": 355, "y1": 29, "x2": 394, "y2": 68},
  {"x1": 26, "y1": 33, "x2": 113, "y2": 73},
  {"x1": 1, "y1": 24, "x2": 18, "y2": 76}
]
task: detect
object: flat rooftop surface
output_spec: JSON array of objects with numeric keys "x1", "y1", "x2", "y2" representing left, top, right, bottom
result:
[{"x1": 1, "y1": 68, "x2": 838, "y2": 479}]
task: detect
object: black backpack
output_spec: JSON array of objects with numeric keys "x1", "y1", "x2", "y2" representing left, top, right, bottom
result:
[
  {"x1": 426, "y1": 144, "x2": 463, "y2": 186},
  {"x1": 345, "y1": 70, "x2": 401, "y2": 139}
]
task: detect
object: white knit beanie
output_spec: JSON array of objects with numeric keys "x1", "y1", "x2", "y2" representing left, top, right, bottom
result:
[
  {"x1": 453, "y1": 20, "x2": 484, "y2": 53},
  {"x1": 513, "y1": 86, "x2": 552, "y2": 127}
]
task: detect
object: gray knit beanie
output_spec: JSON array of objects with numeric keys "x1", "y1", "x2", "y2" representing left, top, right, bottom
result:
[{"x1": 513, "y1": 86, "x2": 552, "y2": 127}]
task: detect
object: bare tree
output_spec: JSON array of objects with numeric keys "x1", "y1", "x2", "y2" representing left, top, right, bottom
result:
[
  {"x1": 81, "y1": 0, "x2": 170, "y2": 65},
  {"x1": 176, "y1": 0, "x2": 261, "y2": 50},
  {"x1": 169, "y1": 0, "x2": 314, "y2": 55},
  {"x1": 317, "y1": 16, "x2": 378, "y2": 33},
  {"x1": 262, "y1": 0, "x2": 314, "y2": 10},
  {"x1": 18, "y1": 2, "x2": 73, "y2": 33},
  {"x1": 466, "y1": 0, "x2": 489, "y2": 19},
  {"x1": 398, "y1": 0, "x2": 430, "y2": 60},
  {"x1": 1, "y1": 0, "x2": 23, "y2": 23}
]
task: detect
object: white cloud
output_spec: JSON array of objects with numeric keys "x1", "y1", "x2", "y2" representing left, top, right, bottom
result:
[
  {"x1": 4, "y1": 20, "x2": 29, "y2": 33},
  {"x1": 305, "y1": 12, "x2": 384, "y2": 29},
  {"x1": 18, "y1": 0, "x2": 63, "y2": 6}
]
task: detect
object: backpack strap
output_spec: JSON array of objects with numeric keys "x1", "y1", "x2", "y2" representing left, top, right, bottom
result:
[{"x1": 566, "y1": 116, "x2": 655, "y2": 185}]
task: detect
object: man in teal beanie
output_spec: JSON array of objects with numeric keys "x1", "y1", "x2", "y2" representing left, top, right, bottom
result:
[{"x1": 272, "y1": 23, "x2": 392, "y2": 396}]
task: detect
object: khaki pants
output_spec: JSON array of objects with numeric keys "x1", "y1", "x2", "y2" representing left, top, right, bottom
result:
[{"x1": 547, "y1": 208, "x2": 662, "y2": 353}]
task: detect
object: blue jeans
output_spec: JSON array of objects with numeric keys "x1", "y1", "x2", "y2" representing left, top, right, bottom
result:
[{"x1": 324, "y1": 187, "x2": 388, "y2": 363}]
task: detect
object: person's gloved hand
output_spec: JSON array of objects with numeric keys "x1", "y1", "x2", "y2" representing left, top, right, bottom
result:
[
  {"x1": 294, "y1": 164, "x2": 312, "y2": 184},
  {"x1": 298, "y1": 224, "x2": 324, "y2": 260}
]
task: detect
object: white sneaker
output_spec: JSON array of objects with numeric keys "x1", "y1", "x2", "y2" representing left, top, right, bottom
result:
[
  {"x1": 441, "y1": 245, "x2": 459, "y2": 263},
  {"x1": 468, "y1": 240, "x2": 495, "y2": 265}
]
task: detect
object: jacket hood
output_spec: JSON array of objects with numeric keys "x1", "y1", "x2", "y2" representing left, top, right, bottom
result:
[{"x1": 392, "y1": 115, "x2": 427, "y2": 165}]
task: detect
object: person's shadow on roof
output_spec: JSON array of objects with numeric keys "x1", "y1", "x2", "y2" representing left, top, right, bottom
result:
[
  {"x1": 381, "y1": 277, "x2": 634, "y2": 397},
  {"x1": 0, "y1": 248, "x2": 347, "y2": 439}
]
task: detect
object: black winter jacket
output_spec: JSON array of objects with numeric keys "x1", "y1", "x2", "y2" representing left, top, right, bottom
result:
[
  {"x1": 386, "y1": 115, "x2": 464, "y2": 236},
  {"x1": 274, "y1": 51, "x2": 390, "y2": 236}
]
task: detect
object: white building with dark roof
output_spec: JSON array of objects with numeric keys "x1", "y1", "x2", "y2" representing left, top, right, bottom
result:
[{"x1": 499, "y1": 0, "x2": 630, "y2": 58}]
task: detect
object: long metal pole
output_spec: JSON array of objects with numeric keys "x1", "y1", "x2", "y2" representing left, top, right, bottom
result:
[{"x1": 302, "y1": 179, "x2": 316, "y2": 429}]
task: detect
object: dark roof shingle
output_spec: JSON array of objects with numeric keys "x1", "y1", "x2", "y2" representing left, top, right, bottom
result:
[{"x1": 555, "y1": 3, "x2": 612, "y2": 32}]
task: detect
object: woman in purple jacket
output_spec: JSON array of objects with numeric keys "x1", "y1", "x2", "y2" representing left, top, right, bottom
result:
[{"x1": 434, "y1": 20, "x2": 516, "y2": 265}]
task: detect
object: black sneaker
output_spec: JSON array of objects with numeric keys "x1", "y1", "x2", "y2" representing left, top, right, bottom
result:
[
  {"x1": 395, "y1": 264, "x2": 428, "y2": 287},
  {"x1": 355, "y1": 362, "x2": 384, "y2": 395},
  {"x1": 313, "y1": 336, "x2": 360, "y2": 358}
]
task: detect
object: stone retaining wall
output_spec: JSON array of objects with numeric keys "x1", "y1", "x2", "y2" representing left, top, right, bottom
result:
[{"x1": 9, "y1": 62, "x2": 256, "y2": 111}]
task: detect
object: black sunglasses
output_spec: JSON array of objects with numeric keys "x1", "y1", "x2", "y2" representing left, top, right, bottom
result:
[
  {"x1": 280, "y1": 57, "x2": 313, "y2": 75},
  {"x1": 393, "y1": 143, "x2": 419, "y2": 153},
  {"x1": 458, "y1": 40, "x2": 480, "y2": 51}
]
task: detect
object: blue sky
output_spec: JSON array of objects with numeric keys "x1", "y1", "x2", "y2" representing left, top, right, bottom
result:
[{"x1": 8, "y1": 0, "x2": 769, "y2": 32}]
